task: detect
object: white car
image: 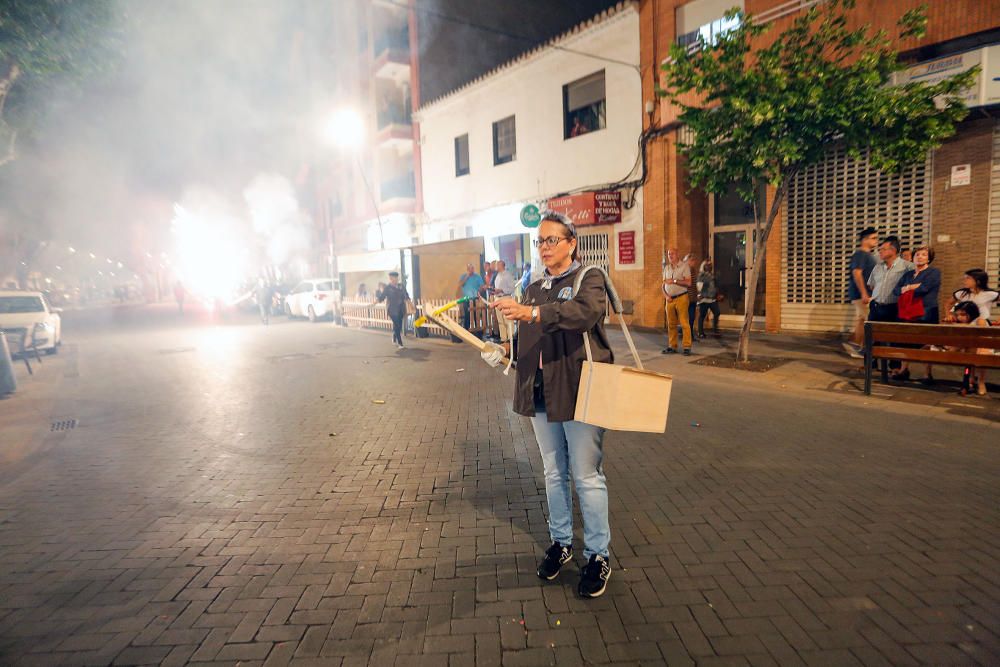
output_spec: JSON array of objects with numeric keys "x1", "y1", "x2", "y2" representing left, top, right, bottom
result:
[
  {"x1": 0, "y1": 290, "x2": 62, "y2": 355},
  {"x1": 284, "y1": 278, "x2": 341, "y2": 322}
]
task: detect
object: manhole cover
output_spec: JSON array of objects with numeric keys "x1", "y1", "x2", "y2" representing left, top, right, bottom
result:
[{"x1": 50, "y1": 419, "x2": 78, "y2": 432}]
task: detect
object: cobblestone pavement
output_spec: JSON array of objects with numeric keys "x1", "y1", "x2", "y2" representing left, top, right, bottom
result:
[{"x1": 1, "y1": 308, "x2": 998, "y2": 666}]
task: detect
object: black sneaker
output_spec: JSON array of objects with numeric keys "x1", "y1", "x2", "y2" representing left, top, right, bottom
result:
[
  {"x1": 536, "y1": 542, "x2": 573, "y2": 581},
  {"x1": 683, "y1": 349, "x2": 692, "y2": 356},
  {"x1": 661, "y1": 347, "x2": 676, "y2": 354},
  {"x1": 578, "y1": 554, "x2": 611, "y2": 598}
]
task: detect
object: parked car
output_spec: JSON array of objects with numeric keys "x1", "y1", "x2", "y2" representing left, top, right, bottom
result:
[
  {"x1": 0, "y1": 290, "x2": 62, "y2": 355},
  {"x1": 284, "y1": 278, "x2": 341, "y2": 322}
]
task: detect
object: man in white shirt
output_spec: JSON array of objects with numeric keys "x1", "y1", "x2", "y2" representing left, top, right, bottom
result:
[
  {"x1": 662, "y1": 248, "x2": 692, "y2": 355},
  {"x1": 492, "y1": 260, "x2": 517, "y2": 343}
]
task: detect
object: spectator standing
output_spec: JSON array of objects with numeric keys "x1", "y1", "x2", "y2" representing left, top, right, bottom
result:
[
  {"x1": 890, "y1": 246, "x2": 941, "y2": 382},
  {"x1": 844, "y1": 227, "x2": 879, "y2": 357},
  {"x1": 173, "y1": 281, "x2": 185, "y2": 315},
  {"x1": 867, "y1": 235, "x2": 912, "y2": 324},
  {"x1": 357, "y1": 283, "x2": 368, "y2": 300},
  {"x1": 661, "y1": 248, "x2": 692, "y2": 356},
  {"x1": 255, "y1": 279, "x2": 273, "y2": 325},
  {"x1": 867, "y1": 235, "x2": 913, "y2": 373},
  {"x1": 376, "y1": 271, "x2": 412, "y2": 349},
  {"x1": 493, "y1": 260, "x2": 516, "y2": 343},
  {"x1": 696, "y1": 259, "x2": 720, "y2": 337},
  {"x1": 458, "y1": 263, "x2": 485, "y2": 333},
  {"x1": 684, "y1": 254, "x2": 699, "y2": 347},
  {"x1": 894, "y1": 246, "x2": 941, "y2": 324}
]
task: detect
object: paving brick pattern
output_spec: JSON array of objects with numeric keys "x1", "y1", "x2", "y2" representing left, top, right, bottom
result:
[{"x1": 0, "y1": 319, "x2": 998, "y2": 666}]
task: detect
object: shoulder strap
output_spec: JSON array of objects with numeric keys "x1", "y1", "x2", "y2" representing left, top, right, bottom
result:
[{"x1": 574, "y1": 265, "x2": 643, "y2": 371}]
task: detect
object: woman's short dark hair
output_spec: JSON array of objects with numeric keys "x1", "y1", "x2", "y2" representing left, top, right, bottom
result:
[
  {"x1": 538, "y1": 210, "x2": 579, "y2": 261},
  {"x1": 914, "y1": 245, "x2": 935, "y2": 263},
  {"x1": 953, "y1": 301, "x2": 980, "y2": 321}
]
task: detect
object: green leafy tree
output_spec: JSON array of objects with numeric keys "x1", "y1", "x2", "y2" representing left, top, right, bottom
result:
[
  {"x1": 658, "y1": 0, "x2": 977, "y2": 361},
  {"x1": 0, "y1": 0, "x2": 118, "y2": 284},
  {"x1": 0, "y1": 0, "x2": 117, "y2": 167}
]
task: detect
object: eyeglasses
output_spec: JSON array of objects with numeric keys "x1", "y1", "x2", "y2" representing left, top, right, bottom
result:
[{"x1": 533, "y1": 236, "x2": 571, "y2": 248}]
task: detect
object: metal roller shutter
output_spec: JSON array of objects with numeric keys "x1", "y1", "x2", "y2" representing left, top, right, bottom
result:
[
  {"x1": 577, "y1": 232, "x2": 610, "y2": 273},
  {"x1": 781, "y1": 145, "x2": 932, "y2": 332},
  {"x1": 987, "y1": 121, "x2": 1000, "y2": 285}
]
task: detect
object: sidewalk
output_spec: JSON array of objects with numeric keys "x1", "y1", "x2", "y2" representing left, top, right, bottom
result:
[
  {"x1": 0, "y1": 346, "x2": 70, "y2": 466},
  {"x1": 413, "y1": 321, "x2": 1000, "y2": 423}
]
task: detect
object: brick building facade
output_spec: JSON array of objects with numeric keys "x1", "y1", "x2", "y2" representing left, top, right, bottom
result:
[{"x1": 636, "y1": 0, "x2": 1000, "y2": 333}]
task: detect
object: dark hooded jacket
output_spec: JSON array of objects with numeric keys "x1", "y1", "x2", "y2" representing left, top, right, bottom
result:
[{"x1": 513, "y1": 264, "x2": 612, "y2": 422}]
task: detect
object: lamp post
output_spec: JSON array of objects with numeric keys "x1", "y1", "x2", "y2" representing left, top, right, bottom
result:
[{"x1": 323, "y1": 109, "x2": 385, "y2": 251}]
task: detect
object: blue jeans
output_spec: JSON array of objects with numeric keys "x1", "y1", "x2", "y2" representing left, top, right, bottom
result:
[{"x1": 529, "y1": 412, "x2": 610, "y2": 559}]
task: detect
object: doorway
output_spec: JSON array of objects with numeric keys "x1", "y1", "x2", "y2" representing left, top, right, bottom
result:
[{"x1": 708, "y1": 183, "x2": 766, "y2": 325}]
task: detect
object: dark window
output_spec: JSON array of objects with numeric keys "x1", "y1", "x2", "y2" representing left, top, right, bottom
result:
[
  {"x1": 316, "y1": 281, "x2": 334, "y2": 292},
  {"x1": 492, "y1": 116, "x2": 516, "y2": 165},
  {"x1": 454, "y1": 134, "x2": 470, "y2": 176},
  {"x1": 563, "y1": 70, "x2": 606, "y2": 139}
]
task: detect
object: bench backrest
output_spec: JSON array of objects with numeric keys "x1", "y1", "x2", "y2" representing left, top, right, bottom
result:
[{"x1": 866, "y1": 322, "x2": 999, "y2": 349}]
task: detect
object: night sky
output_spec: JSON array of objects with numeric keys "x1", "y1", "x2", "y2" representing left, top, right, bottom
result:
[{"x1": 0, "y1": 0, "x2": 624, "y2": 265}]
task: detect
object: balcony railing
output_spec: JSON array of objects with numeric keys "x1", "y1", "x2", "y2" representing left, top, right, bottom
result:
[
  {"x1": 376, "y1": 102, "x2": 411, "y2": 130},
  {"x1": 380, "y1": 173, "x2": 415, "y2": 201},
  {"x1": 374, "y1": 25, "x2": 409, "y2": 56}
]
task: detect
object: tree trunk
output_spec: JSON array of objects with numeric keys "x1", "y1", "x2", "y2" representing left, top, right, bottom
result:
[
  {"x1": 737, "y1": 177, "x2": 790, "y2": 362},
  {"x1": 0, "y1": 63, "x2": 21, "y2": 167}
]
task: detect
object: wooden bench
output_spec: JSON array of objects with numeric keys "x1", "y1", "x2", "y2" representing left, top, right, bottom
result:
[{"x1": 864, "y1": 322, "x2": 1000, "y2": 395}]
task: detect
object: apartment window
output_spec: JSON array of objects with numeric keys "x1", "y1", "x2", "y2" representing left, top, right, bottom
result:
[
  {"x1": 563, "y1": 70, "x2": 606, "y2": 139},
  {"x1": 676, "y1": 0, "x2": 743, "y2": 49},
  {"x1": 454, "y1": 134, "x2": 470, "y2": 177},
  {"x1": 492, "y1": 116, "x2": 516, "y2": 165},
  {"x1": 676, "y1": 14, "x2": 740, "y2": 48}
]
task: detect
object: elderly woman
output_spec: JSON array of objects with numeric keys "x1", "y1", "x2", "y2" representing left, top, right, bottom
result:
[
  {"x1": 890, "y1": 246, "x2": 941, "y2": 382},
  {"x1": 486, "y1": 211, "x2": 613, "y2": 599}
]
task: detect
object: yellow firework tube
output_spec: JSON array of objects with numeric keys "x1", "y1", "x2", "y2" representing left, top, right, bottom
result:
[{"x1": 413, "y1": 296, "x2": 471, "y2": 328}]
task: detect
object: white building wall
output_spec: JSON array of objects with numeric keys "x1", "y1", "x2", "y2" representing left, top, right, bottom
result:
[{"x1": 415, "y1": 4, "x2": 643, "y2": 269}]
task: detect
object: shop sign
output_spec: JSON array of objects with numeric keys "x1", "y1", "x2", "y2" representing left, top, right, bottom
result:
[
  {"x1": 547, "y1": 191, "x2": 623, "y2": 227},
  {"x1": 892, "y1": 44, "x2": 1000, "y2": 108},
  {"x1": 519, "y1": 204, "x2": 541, "y2": 228},
  {"x1": 595, "y1": 191, "x2": 622, "y2": 224},
  {"x1": 618, "y1": 230, "x2": 636, "y2": 265}
]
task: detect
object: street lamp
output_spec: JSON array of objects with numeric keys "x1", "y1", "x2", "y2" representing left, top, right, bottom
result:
[{"x1": 322, "y1": 108, "x2": 385, "y2": 251}]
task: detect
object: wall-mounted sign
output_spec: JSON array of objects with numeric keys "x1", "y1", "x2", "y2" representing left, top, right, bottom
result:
[
  {"x1": 618, "y1": 230, "x2": 636, "y2": 265},
  {"x1": 594, "y1": 191, "x2": 623, "y2": 224},
  {"x1": 547, "y1": 191, "x2": 623, "y2": 226},
  {"x1": 892, "y1": 44, "x2": 1000, "y2": 108},
  {"x1": 951, "y1": 164, "x2": 971, "y2": 187},
  {"x1": 519, "y1": 204, "x2": 541, "y2": 228}
]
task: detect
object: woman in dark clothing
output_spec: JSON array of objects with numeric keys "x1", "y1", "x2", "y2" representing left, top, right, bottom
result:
[
  {"x1": 891, "y1": 245, "x2": 941, "y2": 382},
  {"x1": 486, "y1": 211, "x2": 613, "y2": 599}
]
